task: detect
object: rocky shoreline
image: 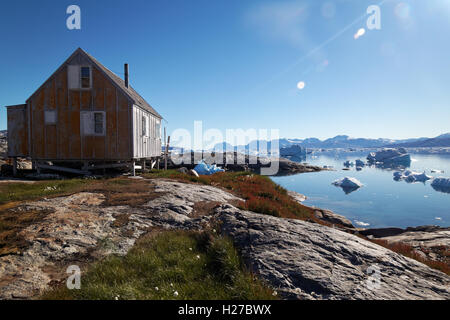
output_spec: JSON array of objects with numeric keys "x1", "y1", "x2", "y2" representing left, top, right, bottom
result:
[
  {"x1": 288, "y1": 190, "x2": 450, "y2": 264},
  {"x1": 167, "y1": 152, "x2": 324, "y2": 176},
  {"x1": 0, "y1": 178, "x2": 448, "y2": 300}
]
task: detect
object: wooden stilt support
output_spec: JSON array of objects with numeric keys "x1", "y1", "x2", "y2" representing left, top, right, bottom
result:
[
  {"x1": 82, "y1": 161, "x2": 89, "y2": 172},
  {"x1": 12, "y1": 158, "x2": 17, "y2": 177},
  {"x1": 131, "y1": 160, "x2": 136, "y2": 176}
]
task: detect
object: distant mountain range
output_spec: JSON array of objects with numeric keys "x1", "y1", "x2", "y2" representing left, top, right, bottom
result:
[
  {"x1": 385, "y1": 133, "x2": 450, "y2": 148},
  {"x1": 213, "y1": 133, "x2": 450, "y2": 151}
]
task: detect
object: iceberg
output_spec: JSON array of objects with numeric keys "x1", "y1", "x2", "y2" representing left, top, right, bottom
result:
[
  {"x1": 393, "y1": 170, "x2": 433, "y2": 183},
  {"x1": 343, "y1": 160, "x2": 354, "y2": 167},
  {"x1": 332, "y1": 177, "x2": 363, "y2": 194},
  {"x1": 280, "y1": 145, "x2": 307, "y2": 157},
  {"x1": 355, "y1": 159, "x2": 365, "y2": 167},
  {"x1": 367, "y1": 148, "x2": 411, "y2": 167},
  {"x1": 194, "y1": 160, "x2": 225, "y2": 175},
  {"x1": 393, "y1": 171, "x2": 404, "y2": 179},
  {"x1": 431, "y1": 177, "x2": 450, "y2": 194}
]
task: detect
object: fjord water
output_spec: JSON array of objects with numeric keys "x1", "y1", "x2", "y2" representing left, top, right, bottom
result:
[{"x1": 271, "y1": 153, "x2": 450, "y2": 228}]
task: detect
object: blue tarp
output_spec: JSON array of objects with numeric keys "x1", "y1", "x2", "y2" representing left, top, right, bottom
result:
[{"x1": 194, "y1": 160, "x2": 225, "y2": 175}]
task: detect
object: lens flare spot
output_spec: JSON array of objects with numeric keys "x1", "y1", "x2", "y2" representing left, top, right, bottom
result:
[
  {"x1": 297, "y1": 81, "x2": 306, "y2": 90},
  {"x1": 354, "y1": 28, "x2": 366, "y2": 39}
]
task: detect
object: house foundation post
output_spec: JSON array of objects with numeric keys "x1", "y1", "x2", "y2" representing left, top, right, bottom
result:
[
  {"x1": 131, "y1": 160, "x2": 136, "y2": 176},
  {"x1": 12, "y1": 158, "x2": 17, "y2": 177}
]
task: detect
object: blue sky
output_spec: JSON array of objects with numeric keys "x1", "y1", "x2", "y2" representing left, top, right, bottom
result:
[{"x1": 0, "y1": 0, "x2": 449, "y2": 140}]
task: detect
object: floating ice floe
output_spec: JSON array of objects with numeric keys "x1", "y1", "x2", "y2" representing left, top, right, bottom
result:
[
  {"x1": 354, "y1": 220, "x2": 370, "y2": 227},
  {"x1": 194, "y1": 159, "x2": 224, "y2": 175},
  {"x1": 431, "y1": 177, "x2": 450, "y2": 194},
  {"x1": 355, "y1": 159, "x2": 365, "y2": 167},
  {"x1": 332, "y1": 177, "x2": 363, "y2": 194},
  {"x1": 343, "y1": 160, "x2": 354, "y2": 167},
  {"x1": 431, "y1": 169, "x2": 444, "y2": 174},
  {"x1": 393, "y1": 170, "x2": 433, "y2": 183},
  {"x1": 367, "y1": 148, "x2": 411, "y2": 167}
]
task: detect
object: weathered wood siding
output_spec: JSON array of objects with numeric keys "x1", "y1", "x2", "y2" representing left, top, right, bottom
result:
[
  {"x1": 26, "y1": 52, "x2": 132, "y2": 161},
  {"x1": 132, "y1": 105, "x2": 161, "y2": 158},
  {"x1": 6, "y1": 105, "x2": 29, "y2": 157}
]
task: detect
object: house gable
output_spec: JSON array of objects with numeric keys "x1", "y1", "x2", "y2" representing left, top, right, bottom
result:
[{"x1": 26, "y1": 48, "x2": 162, "y2": 119}]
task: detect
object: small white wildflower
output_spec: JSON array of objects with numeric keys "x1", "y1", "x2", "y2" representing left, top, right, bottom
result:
[
  {"x1": 173, "y1": 291, "x2": 179, "y2": 297},
  {"x1": 272, "y1": 291, "x2": 277, "y2": 296},
  {"x1": 189, "y1": 247, "x2": 193, "y2": 251},
  {"x1": 170, "y1": 283, "x2": 173, "y2": 287},
  {"x1": 196, "y1": 255, "x2": 200, "y2": 260},
  {"x1": 212, "y1": 229, "x2": 216, "y2": 233},
  {"x1": 114, "y1": 295, "x2": 119, "y2": 300},
  {"x1": 154, "y1": 287, "x2": 159, "y2": 291}
]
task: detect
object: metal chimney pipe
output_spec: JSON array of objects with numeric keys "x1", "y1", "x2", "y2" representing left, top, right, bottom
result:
[{"x1": 124, "y1": 63, "x2": 129, "y2": 88}]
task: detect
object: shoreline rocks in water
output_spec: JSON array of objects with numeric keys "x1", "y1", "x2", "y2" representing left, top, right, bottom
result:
[
  {"x1": 313, "y1": 209, "x2": 354, "y2": 229},
  {"x1": 168, "y1": 152, "x2": 323, "y2": 176},
  {"x1": 217, "y1": 205, "x2": 450, "y2": 300},
  {"x1": 287, "y1": 190, "x2": 307, "y2": 203}
]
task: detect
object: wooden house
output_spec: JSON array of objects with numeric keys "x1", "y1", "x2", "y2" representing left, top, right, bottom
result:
[{"x1": 5, "y1": 48, "x2": 162, "y2": 175}]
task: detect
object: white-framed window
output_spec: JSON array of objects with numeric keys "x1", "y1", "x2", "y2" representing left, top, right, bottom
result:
[
  {"x1": 44, "y1": 110, "x2": 57, "y2": 124},
  {"x1": 142, "y1": 115, "x2": 149, "y2": 137},
  {"x1": 68, "y1": 65, "x2": 92, "y2": 89},
  {"x1": 155, "y1": 120, "x2": 161, "y2": 139},
  {"x1": 81, "y1": 111, "x2": 105, "y2": 136}
]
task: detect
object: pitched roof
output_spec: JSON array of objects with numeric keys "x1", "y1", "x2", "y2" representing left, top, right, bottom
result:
[
  {"x1": 80, "y1": 49, "x2": 162, "y2": 118},
  {"x1": 27, "y1": 48, "x2": 162, "y2": 119}
]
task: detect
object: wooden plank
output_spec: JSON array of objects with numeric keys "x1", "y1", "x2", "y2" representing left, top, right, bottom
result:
[
  {"x1": 117, "y1": 94, "x2": 130, "y2": 159},
  {"x1": 6, "y1": 106, "x2": 28, "y2": 157},
  {"x1": 45, "y1": 125, "x2": 57, "y2": 158},
  {"x1": 81, "y1": 90, "x2": 91, "y2": 110},
  {"x1": 37, "y1": 163, "x2": 88, "y2": 175},
  {"x1": 69, "y1": 110, "x2": 81, "y2": 158}
]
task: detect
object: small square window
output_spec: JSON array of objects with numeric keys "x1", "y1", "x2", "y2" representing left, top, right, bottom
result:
[
  {"x1": 81, "y1": 67, "x2": 91, "y2": 89},
  {"x1": 94, "y1": 112, "x2": 103, "y2": 134},
  {"x1": 45, "y1": 110, "x2": 57, "y2": 124},
  {"x1": 155, "y1": 121, "x2": 161, "y2": 139},
  {"x1": 142, "y1": 115, "x2": 148, "y2": 136}
]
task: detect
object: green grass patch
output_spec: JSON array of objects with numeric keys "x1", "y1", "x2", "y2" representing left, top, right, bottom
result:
[
  {"x1": 0, "y1": 177, "x2": 154, "y2": 206},
  {"x1": 0, "y1": 179, "x2": 90, "y2": 205},
  {"x1": 41, "y1": 230, "x2": 277, "y2": 300}
]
